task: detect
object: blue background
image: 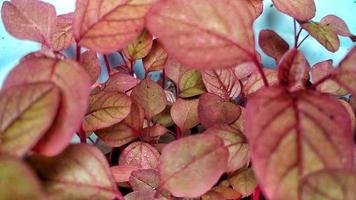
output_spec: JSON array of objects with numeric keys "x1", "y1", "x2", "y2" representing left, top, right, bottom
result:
[{"x1": 0, "y1": 0, "x2": 355, "y2": 86}]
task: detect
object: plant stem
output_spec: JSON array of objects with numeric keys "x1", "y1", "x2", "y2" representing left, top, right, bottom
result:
[
  {"x1": 252, "y1": 186, "x2": 261, "y2": 200},
  {"x1": 294, "y1": 19, "x2": 297, "y2": 47},
  {"x1": 103, "y1": 55, "x2": 111, "y2": 74},
  {"x1": 310, "y1": 73, "x2": 334, "y2": 90},
  {"x1": 297, "y1": 34, "x2": 310, "y2": 48},
  {"x1": 76, "y1": 44, "x2": 81, "y2": 61},
  {"x1": 176, "y1": 126, "x2": 181, "y2": 140},
  {"x1": 295, "y1": 28, "x2": 303, "y2": 48},
  {"x1": 253, "y1": 55, "x2": 269, "y2": 87},
  {"x1": 78, "y1": 125, "x2": 86, "y2": 143}
]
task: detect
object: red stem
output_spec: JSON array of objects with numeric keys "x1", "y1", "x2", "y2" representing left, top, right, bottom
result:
[
  {"x1": 103, "y1": 55, "x2": 111, "y2": 74},
  {"x1": 295, "y1": 28, "x2": 303, "y2": 48},
  {"x1": 253, "y1": 56, "x2": 269, "y2": 87},
  {"x1": 176, "y1": 126, "x2": 181, "y2": 140},
  {"x1": 252, "y1": 186, "x2": 261, "y2": 200},
  {"x1": 297, "y1": 34, "x2": 310, "y2": 48},
  {"x1": 76, "y1": 44, "x2": 81, "y2": 61},
  {"x1": 310, "y1": 73, "x2": 334, "y2": 90},
  {"x1": 78, "y1": 125, "x2": 86, "y2": 143}
]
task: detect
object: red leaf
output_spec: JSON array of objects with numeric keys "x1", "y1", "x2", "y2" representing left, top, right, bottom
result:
[
  {"x1": 146, "y1": 0, "x2": 256, "y2": 69},
  {"x1": 204, "y1": 124, "x2": 249, "y2": 172},
  {"x1": 311, "y1": 60, "x2": 347, "y2": 95},
  {"x1": 111, "y1": 165, "x2": 141, "y2": 183},
  {"x1": 171, "y1": 98, "x2": 199, "y2": 130},
  {"x1": 51, "y1": 13, "x2": 75, "y2": 51},
  {"x1": 124, "y1": 191, "x2": 157, "y2": 200},
  {"x1": 28, "y1": 144, "x2": 123, "y2": 199},
  {"x1": 1, "y1": 0, "x2": 57, "y2": 46},
  {"x1": 228, "y1": 168, "x2": 257, "y2": 197},
  {"x1": 198, "y1": 93, "x2": 241, "y2": 128},
  {"x1": 74, "y1": 0, "x2": 159, "y2": 53},
  {"x1": 164, "y1": 57, "x2": 188, "y2": 85},
  {"x1": 104, "y1": 73, "x2": 140, "y2": 93},
  {"x1": 272, "y1": 0, "x2": 316, "y2": 21},
  {"x1": 0, "y1": 83, "x2": 60, "y2": 157},
  {"x1": 320, "y1": 15, "x2": 352, "y2": 37},
  {"x1": 242, "y1": 69, "x2": 279, "y2": 95},
  {"x1": 119, "y1": 142, "x2": 160, "y2": 169},
  {"x1": 301, "y1": 169, "x2": 356, "y2": 200},
  {"x1": 142, "y1": 125, "x2": 167, "y2": 139},
  {"x1": 3, "y1": 54, "x2": 91, "y2": 156},
  {"x1": 0, "y1": 156, "x2": 45, "y2": 199},
  {"x1": 277, "y1": 48, "x2": 310, "y2": 91},
  {"x1": 159, "y1": 134, "x2": 229, "y2": 197},
  {"x1": 259, "y1": 29, "x2": 289, "y2": 62},
  {"x1": 80, "y1": 50, "x2": 101, "y2": 84},
  {"x1": 333, "y1": 46, "x2": 356, "y2": 95},
  {"x1": 129, "y1": 169, "x2": 159, "y2": 191},
  {"x1": 83, "y1": 91, "x2": 132, "y2": 132},
  {"x1": 202, "y1": 68, "x2": 242, "y2": 100},
  {"x1": 131, "y1": 79, "x2": 167, "y2": 119},
  {"x1": 244, "y1": 86, "x2": 354, "y2": 200},
  {"x1": 247, "y1": 0, "x2": 263, "y2": 19},
  {"x1": 233, "y1": 61, "x2": 259, "y2": 80},
  {"x1": 143, "y1": 40, "x2": 168, "y2": 72}
]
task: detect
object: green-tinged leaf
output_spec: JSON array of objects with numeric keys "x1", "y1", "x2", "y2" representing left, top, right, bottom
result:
[
  {"x1": 124, "y1": 30, "x2": 153, "y2": 60},
  {"x1": 28, "y1": 144, "x2": 122, "y2": 200},
  {"x1": 244, "y1": 86, "x2": 354, "y2": 200},
  {"x1": 152, "y1": 106, "x2": 174, "y2": 127},
  {"x1": 0, "y1": 83, "x2": 60, "y2": 157},
  {"x1": 301, "y1": 170, "x2": 356, "y2": 200},
  {"x1": 119, "y1": 142, "x2": 160, "y2": 169},
  {"x1": 198, "y1": 93, "x2": 241, "y2": 128},
  {"x1": 204, "y1": 124, "x2": 249, "y2": 172},
  {"x1": 0, "y1": 156, "x2": 45, "y2": 199},
  {"x1": 3, "y1": 54, "x2": 91, "y2": 156},
  {"x1": 143, "y1": 40, "x2": 168, "y2": 72},
  {"x1": 146, "y1": 0, "x2": 256, "y2": 69},
  {"x1": 179, "y1": 69, "x2": 205, "y2": 98},
  {"x1": 129, "y1": 169, "x2": 159, "y2": 192},
  {"x1": 171, "y1": 98, "x2": 199, "y2": 130},
  {"x1": 51, "y1": 13, "x2": 75, "y2": 51},
  {"x1": 202, "y1": 68, "x2": 241, "y2": 101},
  {"x1": 80, "y1": 50, "x2": 101, "y2": 84},
  {"x1": 228, "y1": 168, "x2": 257, "y2": 197},
  {"x1": 131, "y1": 79, "x2": 167, "y2": 119},
  {"x1": 164, "y1": 57, "x2": 188, "y2": 85},
  {"x1": 159, "y1": 134, "x2": 229, "y2": 197},
  {"x1": 95, "y1": 101, "x2": 143, "y2": 147},
  {"x1": 301, "y1": 21, "x2": 340, "y2": 52},
  {"x1": 242, "y1": 69, "x2": 279, "y2": 95},
  {"x1": 124, "y1": 191, "x2": 167, "y2": 200},
  {"x1": 83, "y1": 91, "x2": 132, "y2": 132},
  {"x1": 320, "y1": 15, "x2": 353, "y2": 37}
]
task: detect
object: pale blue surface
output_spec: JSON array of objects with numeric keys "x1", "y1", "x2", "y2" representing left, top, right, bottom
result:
[{"x1": 0, "y1": 0, "x2": 355, "y2": 86}]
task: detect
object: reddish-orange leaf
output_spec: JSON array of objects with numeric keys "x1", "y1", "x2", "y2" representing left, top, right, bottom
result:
[
  {"x1": 228, "y1": 168, "x2": 257, "y2": 197},
  {"x1": 0, "y1": 156, "x2": 45, "y2": 199},
  {"x1": 119, "y1": 142, "x2": 160, "y2": 169},
  {"x1": 146, "y1": 0, "x2": 256, "y2": 69},
  {"x1": 104, "y1": 73, "x2": 140, "y2": 93},
  {"x1": 74, "y1": 0, "x2": 159, "y2": 53},
  {"x1": 320, "y1": 15, "x2": 353, "y2": 37},
  {"x1": 198, "y1": 93, "x2": 241, "y2": 128},
  {"x1": 95, "y1": 101, "x2": 143, "y2": 147},
  {"x1": 80, "y1": 50, "x2": 101, "y2": 84},
  {"x1": 83, "y1": 91, "x2": 132, "y2": 132},
  {"x1": 0, "y1": 83, "x2": 60, "y2": 157},
  {"x1": 159, "y1": 134, "x2": 229, "y2": 197},
  {"x1": 202, "y1": 68, "x2": 242, "y2": 100},
  {"x1": 233, "y1": 61, "x2": 259, "y2": 80},
  {"x1": 272, "y1": 0, "x2": 316, "y2": 21},
  {"x1": 131, "y1": 79, "x2": 167, "y2": 119},
  {"x1": 51, "y1": 13, "x2": 75, "y2": 51},
  {"x1": 1, "y1": 0, "x2": 56, "y2": 46},
  {"x1": 333, "y1": 46, "x2": 356, "y2": 95},
  {"x1": 3, "y1": 54, "x2": 91, "y2": 156},
  {"x1": 123, "y1": 30, "x2": 153, "y2": 60},
  {"x1": 242, "y1": 69, "x2": 279, "y2": 95},
  {"x1": 28, "y1": 144, "x2": 122, "y2": 199},
  {"x1": 143, "y1": 40, "x2": 168, "y2": 72},
  {"x1": 244, "y1": 86, "x2": 354, "y2": 200},
  {"x1": 247, "y1": 0, "x2": 263, "y2": 19},
  {"x1": 301, "y1": 169, "x2": 356, "y2": 200},
  {"x1": 142, "y1": 125, "x2": 167, "y2": 139},
  {"x1": 129, "y1": 169, "x2": 159, "y2": 191},
  {"x1": 124, "y1": 191, "x2": 157, "y2": 200},
  {"x1": 164, "y1": 57, "x2": 188, "y2": 85},
  {"x1": 259, "y1": 29, "x2": 290, "y2": 62},
  {"x1": 204, "y1": 124, "x2": 249, "y2": 172},
  {"x1": 171, "y1": 98, "x2": 199, "y2": 130},
  {"x1": 111, "y1": 165, "x2": 141, "y2": 183},
  {"x1": 311, "y1": 60, "x2": 347, "y2": 95},
  {"x1": 301, "y1": 21, "x2": 340, "y2": 52},
  {"x1": 339, "y1": 100, "x2": 356, "y2": 134},
  {"x1": 152, "y1": 106, "x2": 174, "y2": 128},
  {"x1": 278, "y1": 48, "x2": 310, "y2": 91}
]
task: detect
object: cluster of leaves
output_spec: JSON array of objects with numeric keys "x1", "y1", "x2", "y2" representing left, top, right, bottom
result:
[{"x1": 0, "y1": 0, "x2": 355, "y2": 199}]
